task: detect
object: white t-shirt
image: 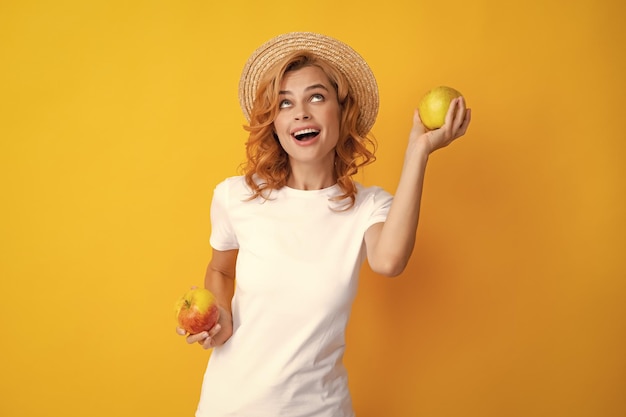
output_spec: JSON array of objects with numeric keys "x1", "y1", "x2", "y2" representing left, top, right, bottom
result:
[{"x1": 196, "y1": 176, "x2": 393, "y2": 417}]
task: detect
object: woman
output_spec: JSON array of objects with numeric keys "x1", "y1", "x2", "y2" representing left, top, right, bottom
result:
[{"x1": 180, "y1": 32, "x2": 471, "y2": 416}]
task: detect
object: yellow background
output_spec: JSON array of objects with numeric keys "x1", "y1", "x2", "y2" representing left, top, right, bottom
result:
[{"x1": 1, "y1": 1, "x2": 624, "y2": 416}]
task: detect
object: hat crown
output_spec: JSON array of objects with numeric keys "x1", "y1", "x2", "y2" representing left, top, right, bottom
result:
[{"x1": 238, "y1": 32, "x2": 379, "y2": 136}]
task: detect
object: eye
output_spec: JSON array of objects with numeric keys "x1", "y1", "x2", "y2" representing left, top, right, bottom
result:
[
  {"x1": 279, "y1": 99, "x2": 292, "y2": 109},
  {"x1": 310, "y1": 93, "x2": 324, "y2": 103}
]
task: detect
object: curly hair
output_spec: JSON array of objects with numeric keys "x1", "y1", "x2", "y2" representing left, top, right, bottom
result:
[{"x1": 241, "y1": 51, "x2": 377, "y2": 210}]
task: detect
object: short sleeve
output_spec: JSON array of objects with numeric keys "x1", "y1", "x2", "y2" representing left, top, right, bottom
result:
[
  {"x1": 364, "y1": 186, "x2": 393, "y2": 229},
  {"x1": 209, "y1": 179, "x2": 240, "y2": 251}
]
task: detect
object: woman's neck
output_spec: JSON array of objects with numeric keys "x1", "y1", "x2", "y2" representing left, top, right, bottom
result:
[{"x1": 286, "y1": 162, "x2": 336, "y2": 190}]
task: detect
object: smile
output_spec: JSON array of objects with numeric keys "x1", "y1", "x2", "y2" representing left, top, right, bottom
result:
[{"x1": 292, "y1": 128, "x2": 320, "y2": 141}]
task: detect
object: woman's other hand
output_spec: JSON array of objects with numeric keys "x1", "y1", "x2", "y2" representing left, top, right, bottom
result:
[{"x1": 176, "y1": 305, "x2": 233, "y2": 350}]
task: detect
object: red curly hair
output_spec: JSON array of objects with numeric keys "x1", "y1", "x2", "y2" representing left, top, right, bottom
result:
[{"x1": 241, "y1": 51, "x2": 377, "y2": 210}]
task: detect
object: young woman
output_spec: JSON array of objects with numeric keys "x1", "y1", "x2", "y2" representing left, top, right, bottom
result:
[{"x1": 179, "y1": 32, "x2": 471, "y2": 416}]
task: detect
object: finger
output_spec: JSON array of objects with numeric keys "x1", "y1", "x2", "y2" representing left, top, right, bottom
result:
[
  {"x1": 186, "y1": 332, "x2": 208, "y2": 345},
  {"x1": 457, "y1": 108, "x2": 472, "y2": 136},
  {"x1": 203, "y1": 324, "x2": 224, "y2": 349},
  {"x1": 452, "y1": 97, "x2": 467, "y2": 132},
  {"x1": 201, "y1": 337, "x2": 215, "y2": 350},
  {"x1": 200, "y1": 334, "x2": 222, "y2": 349},
  {"x1": 176, "y1": 327, "x2": 187, "y2": 336},
  {"x1": 207, "y1": 323, "x2": 222, "y2": 338},
  {"x1": 443, "y1": 97, "x2": 460, "y2": 131}
]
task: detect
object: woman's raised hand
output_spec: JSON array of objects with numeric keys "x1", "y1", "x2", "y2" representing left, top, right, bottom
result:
[{"x1": 411, "y1": 96, "x2": 471, "y2": 154}]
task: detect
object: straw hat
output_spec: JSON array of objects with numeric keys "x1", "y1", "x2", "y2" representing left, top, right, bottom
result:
[{"x1": 238, "y1": 32, "x2": 379, "y2": 136}]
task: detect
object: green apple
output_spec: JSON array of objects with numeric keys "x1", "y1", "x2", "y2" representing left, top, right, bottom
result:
[
  {"x1": 418, "y1": 86, "x2": 464, "y2": 130},
  {"x1": 175, "y1": 288, "x2": 219, "y2": 334}
]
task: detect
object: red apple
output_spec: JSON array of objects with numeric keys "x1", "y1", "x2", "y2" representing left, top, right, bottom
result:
[{"x1": 175, "y1": 288, "x2": 220, "y2": 334}]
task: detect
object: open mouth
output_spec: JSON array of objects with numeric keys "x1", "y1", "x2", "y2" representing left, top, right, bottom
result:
[{"x1": 293, "y1": 128, "x2": 320, "y2": 141}]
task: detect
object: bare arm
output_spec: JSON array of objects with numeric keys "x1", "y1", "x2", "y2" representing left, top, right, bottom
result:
[
  {"x1": 184, "y1": 248, "x2": 238, "y2": 349},
  {"x1": 205, "y1": 248, "x2": 237, "y2": 314},
  {"x1": 365, "y1": 97, "x2": 471, "y2": 277}
]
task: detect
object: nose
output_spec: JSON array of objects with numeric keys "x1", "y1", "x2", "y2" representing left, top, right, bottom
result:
[{"x1": 294, "y1": 103, "x2": 310, "y2": 120}]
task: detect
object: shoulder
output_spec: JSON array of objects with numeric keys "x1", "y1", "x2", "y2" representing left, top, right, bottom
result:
[
  {"x1": 354, "y1": 182, "x2": 393, "y2": 204},
  {"x1": 211, "y1": 176, "x2": 255, "y2": 209},
  {"x1": 215, "y1": 175, "x2": 245, "y2": 189},
  {"x1": 214, "y1": 175, "x2": 252, "y2": 196}
]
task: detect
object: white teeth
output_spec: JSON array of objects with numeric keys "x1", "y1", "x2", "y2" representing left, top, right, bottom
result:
[{"x1": 293, "y1": 128, "x2": 320, "y2": 136}]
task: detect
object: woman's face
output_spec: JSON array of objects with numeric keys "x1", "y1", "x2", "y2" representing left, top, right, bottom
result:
[{"x1": 273, "y1": 65, "x2": 341, "y2": 171}]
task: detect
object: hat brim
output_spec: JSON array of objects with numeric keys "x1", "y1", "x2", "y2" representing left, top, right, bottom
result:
[{"x1": 238, "y1": 32, "x2": 379, "y2": 136}]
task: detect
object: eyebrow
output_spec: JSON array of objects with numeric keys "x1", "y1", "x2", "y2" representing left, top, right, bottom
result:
[{"x1": 279, "y1": 83, "x2": 329, "y2": 95}]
